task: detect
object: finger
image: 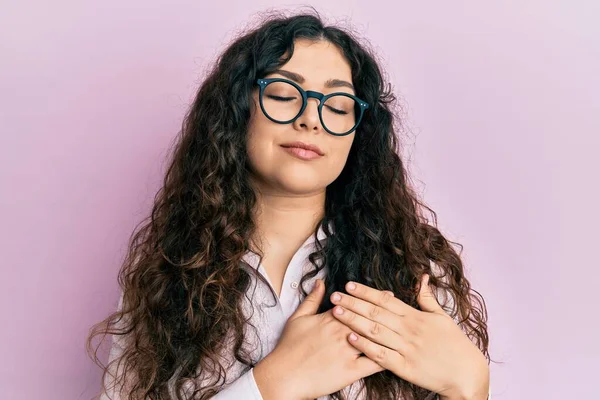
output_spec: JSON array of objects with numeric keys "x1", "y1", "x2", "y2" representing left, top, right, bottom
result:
[
  {"x1": 290, "y1": 279, "x2": 325, "y2": 320},
  {"x1": 331, "y1": 302, "x2": 407, "y2": 353},
  {"x1": 416, "y1": 274, "x2": 444, "y2": 314},
  {"x1": 347, "y1": 331, "x2": 408, "y2": 380},
  {"x1": 344, "y1": 281, "x2": 414, "y2": 316},
  {"x1": 331, "y1": 291, "x2": 405, "y2": 335},
  {"x1": 352, "y1": 353, "x2": 386, "y2": 379}
]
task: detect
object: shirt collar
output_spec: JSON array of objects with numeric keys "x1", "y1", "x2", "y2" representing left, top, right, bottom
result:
[{"x1": 241, "y1": 220, "x2": 332, "y2": 267}]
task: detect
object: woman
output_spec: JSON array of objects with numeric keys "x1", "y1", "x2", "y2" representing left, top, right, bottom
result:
[{"x1": 88, "y1": 9, "x2": 491, "y2": 400}]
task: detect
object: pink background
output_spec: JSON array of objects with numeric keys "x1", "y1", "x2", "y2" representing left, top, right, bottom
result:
[{"x1": 1, "y1": 1, "x2": 598, "y2": 399}]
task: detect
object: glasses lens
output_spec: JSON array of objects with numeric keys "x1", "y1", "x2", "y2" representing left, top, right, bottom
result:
[
  {"x1": 262, "y1": 81, "x2": 303, "y2": 122},
  {"x1": 321, "y1": 94, "x2": 359, "y2": 135},
  {"x1": 262, "y1": 81, "x2": 361, "y2": 135}
]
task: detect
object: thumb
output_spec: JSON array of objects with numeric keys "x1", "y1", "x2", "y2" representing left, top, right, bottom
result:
[
  {"x1": 417, "y1": 274, "x2": 444, "y2": 313},
  {"x1": 290, "y1": 279, "x2": 325, "y2": 320}
]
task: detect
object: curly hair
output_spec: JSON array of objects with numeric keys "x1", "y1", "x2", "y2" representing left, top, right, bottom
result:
[{"x1": 87, "y1": 7, "x2": 489, "y2": 400}]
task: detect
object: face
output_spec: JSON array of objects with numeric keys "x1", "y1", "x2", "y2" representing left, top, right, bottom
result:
[{"x1": 246, "y1": 39, "x2": 356, "y2": 196}]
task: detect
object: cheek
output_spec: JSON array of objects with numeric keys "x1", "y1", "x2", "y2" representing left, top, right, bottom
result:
[
  {"x1": 325, "y1": 138, "x2": 354, "y2": 175},
  {"x1": 246, "y1": 93, "x2": 268, "y2": 143},
  {"x1": 246, "y1": 129, "x2": 270, "y2": 174},
  {"x1": 246, "y1": 105, "x2": 273, "y2": 169},
  {"x1": 245, "y1": 115, "x2": 354, "y2": 190}
]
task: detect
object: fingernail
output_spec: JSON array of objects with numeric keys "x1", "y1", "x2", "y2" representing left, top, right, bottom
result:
[
  {"x1": 347, "y1": 282, "x2": 356, "y2": 291},
  {"x1": 349, "y1": 333, "x2": 358, "y2": 341},
  {"x1": 332, "y1": 293, "x2": 341, "y2": 302}
]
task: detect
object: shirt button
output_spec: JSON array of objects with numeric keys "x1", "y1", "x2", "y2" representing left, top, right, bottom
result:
[{"x1": 291, "y1": 281, "x2": 299, "y2": 289}]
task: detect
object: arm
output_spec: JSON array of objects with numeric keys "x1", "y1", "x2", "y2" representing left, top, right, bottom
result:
[
  {"x1": 209, "y1": 368, "x2": 263, "y2": 399},
  {"x1": 429, "y1": 261, "x2": 492, "y2": 400},
  {"x1": 423, "y1": 392, "x2": 492, "y2": 400},
  {"x1": 99, "y1": 292, "x2": 267, "y2": 400},
  {"x1": 99, "y1": 292, "x2": 129, "y2": 400},
  {"x1": 101, "y1": 347, "x2": 265, "y2": 400}
]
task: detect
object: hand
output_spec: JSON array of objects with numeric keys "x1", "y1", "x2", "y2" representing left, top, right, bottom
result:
[
  {"x1": 329, "y1": 274, "x2": 489, "y2": 400},
  {"x1": 253, "y1": 279, "x2": 384, "y2": 400}
]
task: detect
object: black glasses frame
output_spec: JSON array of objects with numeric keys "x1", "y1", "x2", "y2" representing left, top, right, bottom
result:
[{"x1": 256, "y1": 77, "x2": 369, "y2": 136}]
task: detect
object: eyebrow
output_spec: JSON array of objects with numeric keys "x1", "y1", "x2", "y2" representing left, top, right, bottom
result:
[{"x1": 271, "y1": 69, "x2": 355, "y2": 92}]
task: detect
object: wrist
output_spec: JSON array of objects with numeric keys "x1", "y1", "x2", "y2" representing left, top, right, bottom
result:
[
  {"x1": 254, "y1": 351, "x2": 304, "y2": 400},
  {"x1": 442, "y1": 364, "x2": 490, "y2": 400},
  {"x1": 440, "y1": 392, "x2": 488, "y2": 400}
]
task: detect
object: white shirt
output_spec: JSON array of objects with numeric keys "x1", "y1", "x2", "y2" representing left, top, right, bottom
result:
[{"x1": 102, "y1": 224, "x2": 490, "y2": 399}]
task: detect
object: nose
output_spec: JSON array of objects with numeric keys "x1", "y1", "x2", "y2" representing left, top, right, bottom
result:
[{"x1": 295, "y1": 97, "x2": 322, "y2": 131}]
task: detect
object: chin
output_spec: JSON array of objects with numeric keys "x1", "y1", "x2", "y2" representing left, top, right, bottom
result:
[
  {"x1": 278, "y1": 180, "x2": 325, "y2": 195},
  {"x1": 273, "y1": 171, "x2": 327, "y2": 194}
]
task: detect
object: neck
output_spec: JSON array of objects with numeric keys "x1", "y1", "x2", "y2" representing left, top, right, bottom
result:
[{"x1": 250, "y1": 181, "x2": 326, "y2": 252}]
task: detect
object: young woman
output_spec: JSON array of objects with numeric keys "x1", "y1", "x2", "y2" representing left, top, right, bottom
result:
[{"x1": 88, "y1": 9, "x2": 491, "y2": 400}]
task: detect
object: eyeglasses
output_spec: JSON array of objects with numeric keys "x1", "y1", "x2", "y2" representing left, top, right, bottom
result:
[{"x1": 256, "y1": 77, "x2": 369, "y2": 136}]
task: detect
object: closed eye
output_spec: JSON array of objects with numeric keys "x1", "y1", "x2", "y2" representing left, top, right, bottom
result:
[
  {"x1": 267, "y1": 95, "x2": 297, "y2": 102},
  {"x1": 325, "y1": 105, "x2": 348, "y2": 115}
]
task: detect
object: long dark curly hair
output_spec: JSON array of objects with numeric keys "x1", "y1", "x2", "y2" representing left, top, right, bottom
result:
[{"x1": 87, "y1": 7, "x2": 489, "y2": 400}]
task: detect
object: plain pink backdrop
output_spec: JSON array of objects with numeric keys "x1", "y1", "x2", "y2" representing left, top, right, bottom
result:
[{"x1": 1, "y1": 1, "x2": 598, "y2": 399}]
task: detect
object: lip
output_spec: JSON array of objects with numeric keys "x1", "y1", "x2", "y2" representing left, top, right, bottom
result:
[
  {"x1": 281, "y1": 146, "x2": 323, "y2": 160},
  {"x1": 280, "y1": 141, "x2": 324, "y2": 156}
]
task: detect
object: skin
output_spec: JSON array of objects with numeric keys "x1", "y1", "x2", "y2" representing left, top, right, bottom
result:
[
  {"x1": 246, "y1": 38, "x2": 355, "y2": 290},
  {"x1": 331, "y1": 276, "x2": 490, "y2": 399},
  {"x1": 246, "y1": 39, "x2": 489, "y2": 399}
]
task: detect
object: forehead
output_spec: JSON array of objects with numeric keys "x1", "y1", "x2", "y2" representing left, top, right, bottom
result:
[{"x1": 279, "y1": 39, "x2": 353, "y2": 83}]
